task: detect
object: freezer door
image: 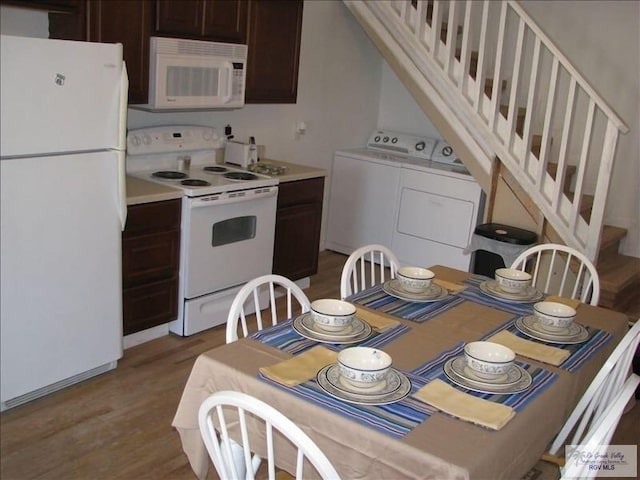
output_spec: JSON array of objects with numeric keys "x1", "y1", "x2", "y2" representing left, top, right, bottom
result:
[{"x1": 0, "y1": 35, "x2": 125, "y2": 157}]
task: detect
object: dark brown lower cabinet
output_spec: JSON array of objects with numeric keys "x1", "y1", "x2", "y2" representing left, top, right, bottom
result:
[
  {"x1": 273, "y1": 177, "x2": 324, "y2": 281},
  {"x1": 122, "y1": 199, "x2": 181, "y2": 335}
]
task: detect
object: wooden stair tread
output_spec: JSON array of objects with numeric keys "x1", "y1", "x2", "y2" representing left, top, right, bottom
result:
[
  {"x1": 598, "y1": 253, "x2": 640, "y2": 291},
  {"x1": 598, "y1": 225, "x2": 628, "y2": 258},
  {"x1": 484, "y1": 78, "x2": 507, "y2": 98},
  {"x1": 499, "y1": 105, "x2": 526, "y2": 135},
  {"x1": 547, "y1": 162, "x2": 575, "y2": 194}
]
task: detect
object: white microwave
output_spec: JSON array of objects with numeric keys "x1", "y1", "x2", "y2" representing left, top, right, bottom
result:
[{"x1": 146, "y1": 36, "x2": 247, "y2": 110}]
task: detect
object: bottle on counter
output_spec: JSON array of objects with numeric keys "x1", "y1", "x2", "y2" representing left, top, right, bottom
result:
[{"x1": 249, "y1": 136, "x2": 258, "y2": 164}]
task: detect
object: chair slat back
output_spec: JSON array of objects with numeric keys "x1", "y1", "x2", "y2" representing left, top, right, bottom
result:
[
  {"x1": 549, "y1": 321, "x2": 640, "y2": 456},
  {"x1": 511, "y1": 243, "x2": 600, "y2": 305},
  {"x1": 340, "y1": 244, "x2": 400, "y2": 299},
  {"x1": 561, "y1": 374, "x2": 640, "y2": 480},
  {"x1": 198, "y1": 391, "x2": 340, "y2": 480},
  {"x1": 226, "y1": 274, "x2": 310, "y2": 343}
]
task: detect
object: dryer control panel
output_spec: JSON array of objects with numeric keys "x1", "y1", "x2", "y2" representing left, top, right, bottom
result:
[{"x1": 366, "y1": 130, "x2": 436, "y2": 161}]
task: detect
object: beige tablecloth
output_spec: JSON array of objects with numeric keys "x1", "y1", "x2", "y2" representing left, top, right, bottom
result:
[{"x1": 172, "y1": 265, "x2": 629, "y2": 480}]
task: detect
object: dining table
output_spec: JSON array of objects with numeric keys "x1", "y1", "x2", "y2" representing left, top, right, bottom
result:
[{"x1": 172, "y1": 265, "x2": 630, "y2": 480}]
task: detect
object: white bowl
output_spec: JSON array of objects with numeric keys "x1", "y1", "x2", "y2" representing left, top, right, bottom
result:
[
  {"x1": 337, "y1": 347, "x2": 392, "y2": 389},
  {"x1": 397, "y1": 266, "x2": 435, "y2": 293},
  {"x1": 533, "y1": 301, "x2": 576, "y2": 332},
  {"x1": 310, "y1": 299, "x2": 356, "y2": 332},
  {"x1": 464, "y1": 341, "x2": 515, "y2": 379},
  {"x1": 495, "y1": 268, "x2": 532, "y2": 294}
]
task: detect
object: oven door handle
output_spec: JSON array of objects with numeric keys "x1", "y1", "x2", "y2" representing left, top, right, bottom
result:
[{"x1": 189, "y1": 187, "x2": 278, "y2": 208}]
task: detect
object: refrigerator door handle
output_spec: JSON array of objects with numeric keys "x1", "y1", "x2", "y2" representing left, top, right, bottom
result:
[
  {"x1": 117, "y1": 149, "x2": 127, "y2": 230},
  {"x1": 118, "y1": 61, "x2": 129, "y2": 151},
  {"x1": 117, "y1": 61, "x2": 129, "y2": 230}
]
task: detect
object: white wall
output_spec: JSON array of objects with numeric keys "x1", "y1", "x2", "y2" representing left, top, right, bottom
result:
[
  {"x1": 520, "y1": 0, "x2": 640, "y2": 257},
  {"x1": 377, "y1": 62, "x2": 442, "y2": 139}
]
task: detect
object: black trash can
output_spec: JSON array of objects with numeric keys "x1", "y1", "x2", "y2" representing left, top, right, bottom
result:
[{"x1": 470, "y1": 223, "x2": 537, "y2": 277}]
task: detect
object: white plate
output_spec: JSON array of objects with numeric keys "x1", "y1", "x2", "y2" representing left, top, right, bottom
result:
[
  {"x1": 444, "y1": 357, "x2": 533, "y2": 394},
  {"x1": 383, "y1": 279, "x2": 449, "y2": 303},
  {"x1": 479, "y1": 280, "x2": 543, "y2": 303},
  {"x1": 448, "y1": 356, "x2": 523, "y2": 387},
  {"x1": 299, "y1": 313, "x2": 367, "y2": 339},
  {"x1": 325, "y1": 364, "x2": 402, "y2": 397},
  {"x1": 293, "y1": 315, "x2": 373, "y2": 344},
  {"x1": 515, "y1": 315, "x2": 589, "y2": 344},
  {"x1": 316, "y1": 364, "x2": 411, "y2": 405}
]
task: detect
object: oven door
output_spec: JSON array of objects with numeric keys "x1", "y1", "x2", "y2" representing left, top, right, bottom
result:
[{"x1": 183, "y1": 186, "x2": 278, "y2": 299}]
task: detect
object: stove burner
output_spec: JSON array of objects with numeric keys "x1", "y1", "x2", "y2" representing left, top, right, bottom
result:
[
  {"x1": 152, "y1": 170, "x2": 188, "y2": 179},
  {"x1": 223, "y1": 172, "x2": 258, "y2": 181},
  {"x1": 181, "y1": 179, "x2": 211, "y2": 187},
  {"x1": 203, "y1": 166, "x2": 228, "y2": 173}
]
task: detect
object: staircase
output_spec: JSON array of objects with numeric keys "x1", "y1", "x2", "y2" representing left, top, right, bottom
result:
[{"x1": 343, "y1": 0, "x2": 640, "y2": 317}]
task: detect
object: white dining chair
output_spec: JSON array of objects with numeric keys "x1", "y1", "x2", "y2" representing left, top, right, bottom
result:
[
  {"x1": 198, "y1": 390, "x2": 340, "y2": 480},
  {"x1": 226, "y1": 274, "x2": 311, "y2": 343},
  {"x1": 559, "y1": 374, "x2": 640, "y2": 479},
  {"x1": 540, "y1": 321, "x2": 640, "y2": 471},
  {"x1": 340, "y1": 244, "x2": 400, "y2": 300},
  {"x1": 510, "y1": 244, "x2": 600, "y2": 305}
]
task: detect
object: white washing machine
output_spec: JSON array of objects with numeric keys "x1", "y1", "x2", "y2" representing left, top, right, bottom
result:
[{"x1": 326, "y1": 130, "x2": 485, "y2": 271}]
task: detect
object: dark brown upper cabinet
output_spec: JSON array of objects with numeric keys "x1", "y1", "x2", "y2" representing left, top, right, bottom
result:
[
  {"x1": 85, "y1": 0, "x2": 154, "y2": 105},
  {"x1": 155, "y1": 0, "x2": 248, "y2": 44},
  {"x1": 245, "y1": 0, "x2": 303, "y2": 104}
]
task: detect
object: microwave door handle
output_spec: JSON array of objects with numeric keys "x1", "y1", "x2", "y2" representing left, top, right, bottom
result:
[{"x1": 221, "y1": 62, "x2": 233, "y2": 104}]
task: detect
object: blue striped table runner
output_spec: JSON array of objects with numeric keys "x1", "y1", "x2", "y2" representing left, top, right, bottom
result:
[
  {"x1": 249, "y1": 317, "x2": 410, "y2": 355},
  {"x1": 456, "y1": 276, "x2": 543, "y2": 316},
  {"x1": 480, "y1": 319, "x2": 612, "y2": 372},
  {"x1": 259, "y1": 370, "x2": 434, "y2": 438},
  {"x1": 411, "y1": 342, "x2": 558, "y2": 412},
  {"x1": 348, "y1": 284, "x2": 465, "y2": 323}
]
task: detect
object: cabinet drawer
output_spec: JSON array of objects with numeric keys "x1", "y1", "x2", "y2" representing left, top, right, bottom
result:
[
  {"x1": 122, "y1": 230, "x2": 180, "y2": 287},
  {"x1": 123, "y1": 276, "x2": 178, "y2": 335},
  {"x1": 277, "y1": 177, "x2": 324, "y2": 208},
  {"x1": 124, "y1": 199, "x2": 181, "y2": 237}
]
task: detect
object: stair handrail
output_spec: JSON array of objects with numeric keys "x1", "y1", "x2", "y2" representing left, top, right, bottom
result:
[
  {"x1": 507, "y1": 1, "x2": 628, "y2": 135},
  {"x1": 346, "y1": 0, "x2": 629, "y2": 262}
]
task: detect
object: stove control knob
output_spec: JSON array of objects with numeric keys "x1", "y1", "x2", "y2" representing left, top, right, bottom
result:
[
  {"x1": 415, "y1": 141, "x2": 426, "y2": 151},
  {"x1": 391, "y1": 137, "x2": 398, "y2": 144},
  {"x1": 142, "y1": 134, "x2": 152, "y2": 145},
  {"x1": 129, "y1": 135, "x2": 141, "y2": 147},
  {"x1": 374, "y1": 135, "x2": 381, "y2": 142},
  {"x1": 383, "y1": 136, "x2": 389, "y2": 143}
]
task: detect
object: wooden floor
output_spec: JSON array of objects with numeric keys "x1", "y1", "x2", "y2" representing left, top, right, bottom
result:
[{"x1": 1, "y1": 250, "x2": 638, "y2": 480}]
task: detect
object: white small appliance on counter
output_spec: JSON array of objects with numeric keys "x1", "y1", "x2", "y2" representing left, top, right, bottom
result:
[
  {"x1": 224, "y1": 140, "x2": 253, "y2": 168},
  {"x1": 326, "y1": 129, "x2": 485, "y2": 271}
]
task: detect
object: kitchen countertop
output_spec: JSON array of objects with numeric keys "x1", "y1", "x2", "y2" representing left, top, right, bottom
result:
[
  {"x1": 126, "y1": 176, "x2": 183, "y2": 205},
  {"x1": 253, "y1": 158, "x2": 327, "y2": 183},
  {"x1": 126, "y1": 159, "x2": 327, "y2": 206}
]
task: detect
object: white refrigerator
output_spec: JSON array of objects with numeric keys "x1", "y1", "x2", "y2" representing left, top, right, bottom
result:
[{"x1": 0, "y1": 35, "x2": 128, "y2": 410}]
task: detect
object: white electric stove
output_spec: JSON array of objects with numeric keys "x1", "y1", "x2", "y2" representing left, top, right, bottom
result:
[
  {"x1": 126, "y1": 126, "x2": 278, "y2": 196},
  {"x1": 126, "y1": 125, "x2": 279, "y2": 336}
]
